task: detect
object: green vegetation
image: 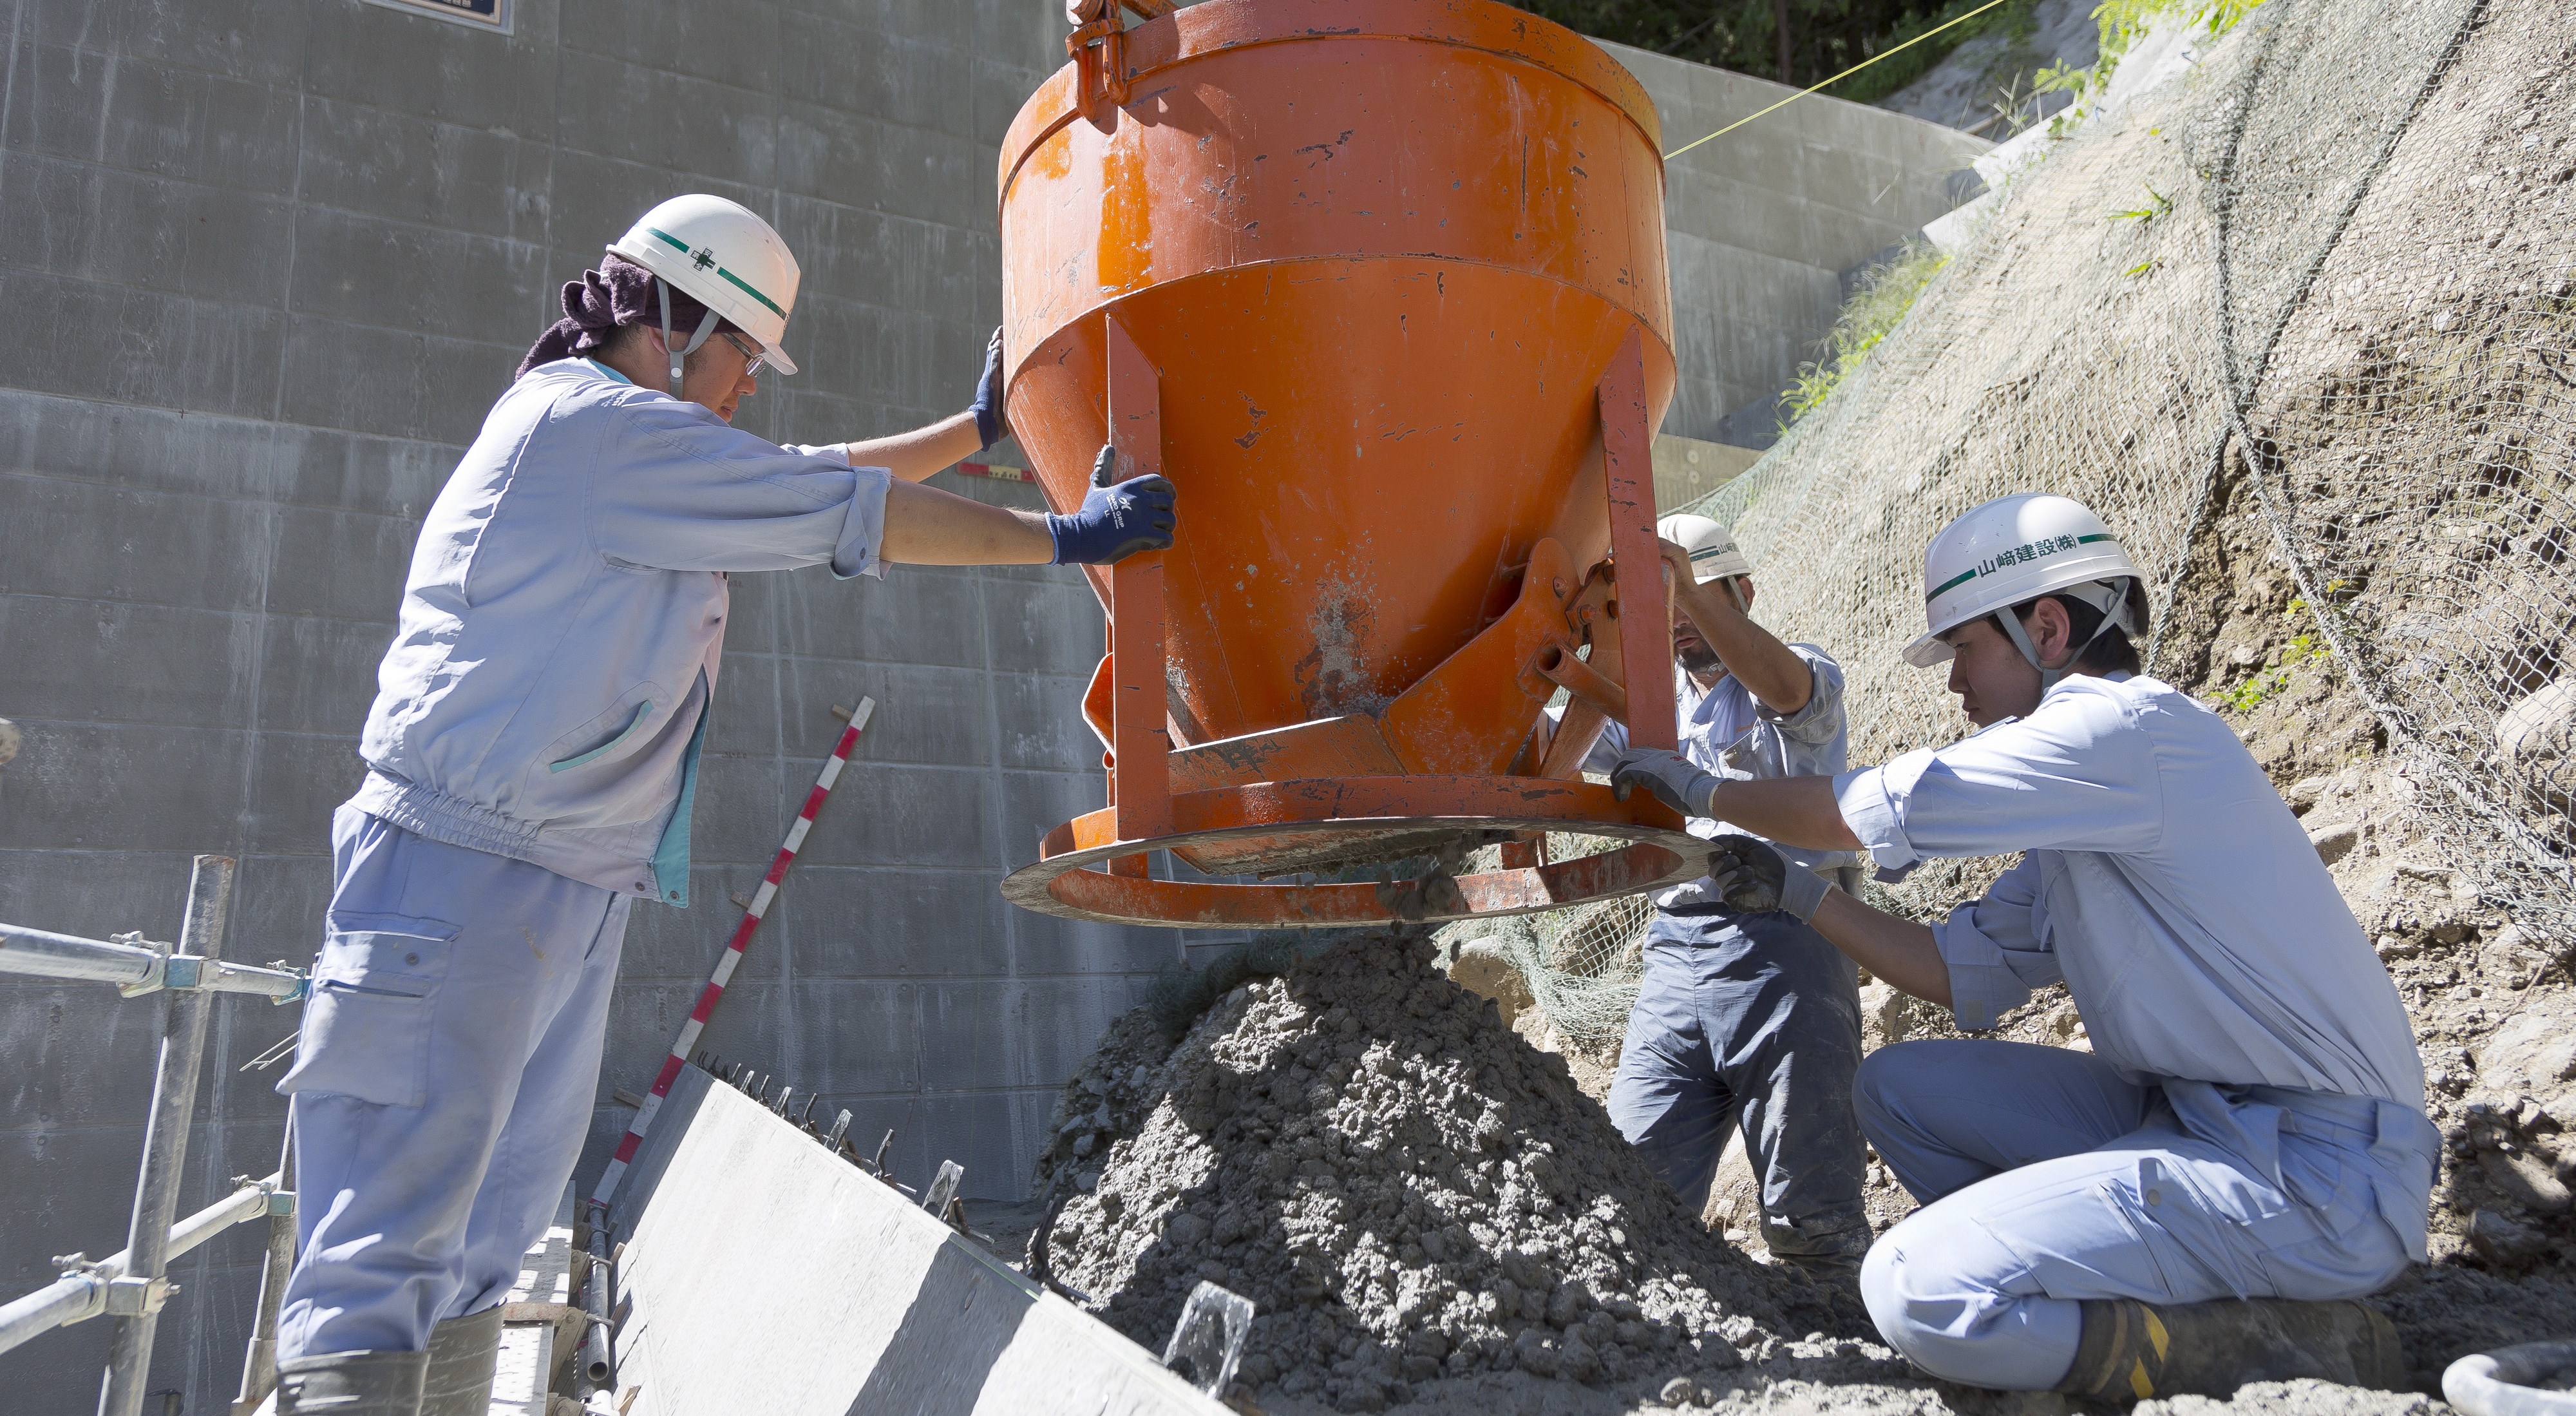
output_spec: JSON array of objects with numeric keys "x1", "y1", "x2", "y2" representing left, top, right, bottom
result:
[
  {"x1": 1778, "y1": 240, "x2": 1950, "y2": 428},
  {"x1": 2034, "y1": 0, "x2": 2269, "y2": 113},
  {"x1": 2109, "y1": 185, "x2": 2174, "y2": 223},
  {"x1": 1508, "y1": 0, "x2": 2036, "y2": 102},
  {"x1": 2211, "y1": 589, "x2": 2333, "y2": 714}
]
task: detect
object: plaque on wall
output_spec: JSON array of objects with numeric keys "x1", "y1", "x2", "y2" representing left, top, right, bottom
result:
[{"x1": 357, "y1": 0, "x2": 511, "y2": 34}]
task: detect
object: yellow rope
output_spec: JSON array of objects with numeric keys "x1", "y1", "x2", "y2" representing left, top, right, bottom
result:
[{"x1": 1662, "y1": 0, "x2": 2016, "y2": 161}]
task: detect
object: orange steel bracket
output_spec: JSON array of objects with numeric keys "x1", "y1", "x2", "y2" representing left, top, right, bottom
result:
[
  {"x1": 1598, "y1": 329, "x2": 1676, "y2": 756},
  {"x1": 1106, "y1": 316, "x2": 1171, "y2": 863},
  {"x1": 1066, "y1": 15, "x2": 1129, "y2": 109}
]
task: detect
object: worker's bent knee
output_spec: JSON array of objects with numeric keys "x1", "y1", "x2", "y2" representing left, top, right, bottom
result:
[
  {"x1": 1856, "y1": 1213, "x2": 2083, "y2": 1391},
  {"x1": 1852, "y1": 1041, "x2": 1946, "y2": 1147}
]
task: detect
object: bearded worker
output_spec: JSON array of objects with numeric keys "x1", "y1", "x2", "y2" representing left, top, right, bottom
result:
[
  {"x1": 267, "y1": 195, "x2": 1176, "y2": 1415},
  {"x1": 1567, "y1": 513, "x2": 1873, "y2": 1283},
  {"x1": 1611, "y1": 493, "x2": 2434, "y2": 1402}
]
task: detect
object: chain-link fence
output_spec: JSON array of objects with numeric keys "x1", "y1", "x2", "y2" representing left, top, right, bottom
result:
[{"x1": 1466, "y1": 0, "x2": 2575, "y2": 1044}]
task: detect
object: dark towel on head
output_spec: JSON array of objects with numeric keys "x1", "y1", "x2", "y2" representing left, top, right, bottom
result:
[{"x1": 515, "y1": 254, "x2": 719, "y2": 380}]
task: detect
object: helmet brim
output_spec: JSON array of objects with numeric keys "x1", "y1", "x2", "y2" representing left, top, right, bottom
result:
[
  {"x1": 1902, "y1": 628, "x2": 1956, "y2": 668},
  {"x1": 1690, "y1": 552, "x2": 1752, "y2": 584}
]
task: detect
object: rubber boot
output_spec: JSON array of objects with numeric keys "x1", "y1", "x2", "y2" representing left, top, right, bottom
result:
[
  {"x1": 2055, "y1": 1297, "x2": 2405, "y2": 1404},
  {"x1": 274, "y1": 1349, "x2": 429, "y2": 1415},
  {"x1": 1763, "y1": 1216, "x2": 1873, "y2": 1288},
  {"x1": 421, "y1": 1306, "x2": 506, "y2": 1416}
]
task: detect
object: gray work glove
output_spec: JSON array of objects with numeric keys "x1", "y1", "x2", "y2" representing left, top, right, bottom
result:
[
  {"x1": 1609, "y1": 747, "x2": 1720, "y2": 818},
  {"x1": 1706, "y1": 833, "x2": 1830, "y2": 922}
]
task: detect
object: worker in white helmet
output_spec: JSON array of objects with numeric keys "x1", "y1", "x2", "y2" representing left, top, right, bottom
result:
[
  {"x1": 1569, "y1": 513, "x2": 1875, "y2": 1283},
  {"x1": 266, "y1": 196, "x2": 1176, "y2": 1415},
  {"x1": 1612, "y1": 493, "x2": 2434, "y2": 1401}
]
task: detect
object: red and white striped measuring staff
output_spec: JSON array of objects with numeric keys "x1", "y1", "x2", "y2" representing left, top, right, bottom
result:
[{"x1": 590, "y1": 696, "x2": 876, "y2": 1212}]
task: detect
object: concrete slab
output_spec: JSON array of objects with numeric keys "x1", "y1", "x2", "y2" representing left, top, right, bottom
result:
[{"x1": 603, "y1": 1065, "x2": 1227, "y2": 1416}]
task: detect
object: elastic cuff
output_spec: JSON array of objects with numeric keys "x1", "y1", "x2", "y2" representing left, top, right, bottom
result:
[{"x1": 1687, "y1": 772, "x2": 1721, "y2": 819}]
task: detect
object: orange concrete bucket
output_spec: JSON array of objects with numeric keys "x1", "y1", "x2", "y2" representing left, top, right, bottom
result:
[{"x1": 998, "y1": 0, "x2": 1702, "y2": 928}]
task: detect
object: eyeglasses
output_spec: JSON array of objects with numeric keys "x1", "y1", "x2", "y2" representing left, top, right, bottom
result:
[{"x1": 719, "y1": 330, "x2": 768, "y2": 378}]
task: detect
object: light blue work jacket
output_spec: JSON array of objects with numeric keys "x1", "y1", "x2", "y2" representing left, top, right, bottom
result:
[
  {"x1": 1833, "y1": 672, "x2": 2438, "y2": 1254},
  {"x1": 348, "y1": 358, "x2": 891, "y2": 905},
  {"x1": 1835, "y1": 673, "x2": 2424, "y2": 1104}
]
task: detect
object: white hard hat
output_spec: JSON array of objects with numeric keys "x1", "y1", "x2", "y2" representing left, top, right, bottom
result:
[
  {"x1": 1904, "y1": 493, "x2": 2145, "y2": 669},
  {"x1": 608, "y1": 195, "x2": 801, "y2": 377},
  {"x1": 1658, "y1": 513, "x2": 1753, "y2": 584}
]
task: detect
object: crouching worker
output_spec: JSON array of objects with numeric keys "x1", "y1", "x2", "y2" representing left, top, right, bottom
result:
[
  {"x1": 269, "y1": 196, "x2": 1177, "y2": 1416},
  {"x1": 1574, "y1": 515, "x2": 1873, "y2": 1281},
  {"x1": 1609, "y1": 493, "x2": 2434, "y2": 1402}
]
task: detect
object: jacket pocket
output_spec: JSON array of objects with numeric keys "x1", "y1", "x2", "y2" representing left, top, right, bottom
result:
[
  {"x1": 277, "y1": 912, "x2": 459, "y2": 1108},
  {"x1": 544, "y1": 684, "x2": 664, "y2": 774}
]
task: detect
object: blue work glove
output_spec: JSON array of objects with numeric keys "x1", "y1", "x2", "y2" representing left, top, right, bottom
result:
[
  {"x1": 1047, "y1": 444, "x2": 1176, "y2": 565},
  {"x1": 1609, "y1": 747, "x2": 1720, "y2": 818},
  {"x1": 1706, "y1": 833, "x2": 1830, "y2": 922},
  {"x1": 969, "y1": 327, "x2": 1007, "y2": 451}
]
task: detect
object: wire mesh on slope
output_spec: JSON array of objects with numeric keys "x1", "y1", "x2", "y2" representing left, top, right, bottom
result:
[
  {"x1": 1438, "y1": 826, "x2": 1655, "y2": 1046},
  {"x1": 1479, "y1": 0, "x2": 2575, "y2": 1041}
]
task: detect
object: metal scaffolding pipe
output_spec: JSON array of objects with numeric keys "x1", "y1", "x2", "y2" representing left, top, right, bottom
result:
[
  {"x1": 0, "y1": 922, "x2": 304, "y2": 1002},
  {"x1": 0, "y1": 1171, "x2": 285, "y2": 1360},
  {"x1": 99, "y1": 856, "x2": 234, "y2": 1416},
  {"x1": 580, "y1": 1206, "x2": 615, "y2": 1384},
  {"x1": 0, "y1": 1277, "x2": 100, "y2": 1360},
  {"x1": 231, "y1": 1127, "x2": 297, "y2": 1416}
]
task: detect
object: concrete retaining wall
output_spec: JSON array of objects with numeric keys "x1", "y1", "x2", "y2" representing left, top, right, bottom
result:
[
  {"x1": 608, "y1": 1064, "x2": 1227, "y2": 1416},
  {"x1": 0, "y1": 3, "x2": 1976, "y2": 1406},
  {"x1": 1602, "y1": 41, "x2": 1991, "y2": 445}
]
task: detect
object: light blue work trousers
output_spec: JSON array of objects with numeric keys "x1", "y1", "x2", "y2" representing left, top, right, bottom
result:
[
  {"x1": 276, "y1": 807, "x2": 629, "y2": 1359},
  {"x1": 1855, "y1": 1040, "x2": 2435, "y2": 1390},
  {"x1": 1607, "y1": 903, "x2": 1868, "y2": 1251}
]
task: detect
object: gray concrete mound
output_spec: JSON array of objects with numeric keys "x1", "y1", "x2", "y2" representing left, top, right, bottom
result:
[{"x1": 1034, "y1": 931, "x2": 1861, "y2": 1411}]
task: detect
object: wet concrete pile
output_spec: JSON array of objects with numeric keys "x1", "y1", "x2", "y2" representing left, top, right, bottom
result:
[{"x1": 1034, "y1": 932, "x2": 1851, "y2": 1411}]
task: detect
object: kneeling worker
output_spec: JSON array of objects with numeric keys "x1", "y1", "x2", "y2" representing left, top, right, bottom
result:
[
  {"x1": 270, "y1": 195, "x2": 1177, "y2": 1415},
  {"x1": 1610, "y1": 493, "x2": 2434, "y2": 1401},
  {"x1": 1576, "y1": 515, "x2": 1873, "y2": 1281}
]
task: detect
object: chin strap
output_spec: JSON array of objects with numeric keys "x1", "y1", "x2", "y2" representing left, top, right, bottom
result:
[
  {"x1": 2000, "y1": 580, "x2": 2136, "y2": 692},
  {"x1": 658, "y1": 280, "x2": 721, "y2": 400}
]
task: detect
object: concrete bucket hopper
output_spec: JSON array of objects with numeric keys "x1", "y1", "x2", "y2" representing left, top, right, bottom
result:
[{"x1": 998, "y1": 0, "x2": 1705, "y2": 928}]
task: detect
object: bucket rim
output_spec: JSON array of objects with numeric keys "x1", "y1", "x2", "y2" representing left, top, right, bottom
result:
[{"x1": 999, "y1": 0, "x2": 1664, "y2": 209}]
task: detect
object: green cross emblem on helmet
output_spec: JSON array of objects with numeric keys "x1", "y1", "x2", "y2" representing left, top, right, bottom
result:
[{"x1": 692, "y1": 247, "x2": 715, "y2": 271}]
